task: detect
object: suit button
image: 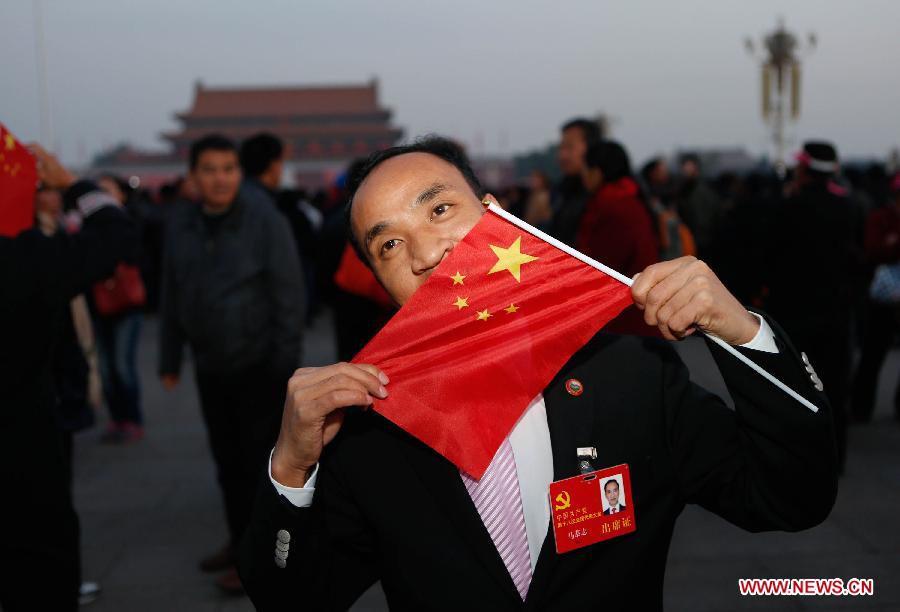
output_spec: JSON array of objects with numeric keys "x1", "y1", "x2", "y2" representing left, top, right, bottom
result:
[
  {"x1": 276, "y1": 540, "x2": 289, "y2": 553},
  {"x1": 275, "y1": 548, "x2": 289, "y2": 561},
  {"x1": 275, "y1": 557, "x2": 287, "y2": 569},
  {"x1": 277, "y1": 529, "x2": 291, "y2": 544}
]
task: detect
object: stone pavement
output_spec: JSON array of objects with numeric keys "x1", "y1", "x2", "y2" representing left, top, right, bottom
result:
[{"x1": 72, "y1": 313, "x2": 900, "y2": 611}]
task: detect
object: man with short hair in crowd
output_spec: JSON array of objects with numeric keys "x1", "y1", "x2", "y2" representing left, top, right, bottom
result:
[
  {"x1": 549, "y1": 117, "x2": 602, "y2": 247},
  {"x1": 159, "y1": 134, "x2": 304, "y2": 593},
  {"x1": 239, "y1": 131, "x2": 285, "y2": 206}
]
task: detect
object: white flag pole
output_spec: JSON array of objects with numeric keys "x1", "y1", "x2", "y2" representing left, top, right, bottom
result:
[{"x1": 486, "y1": 203, "x2": 819, "y2": 414}]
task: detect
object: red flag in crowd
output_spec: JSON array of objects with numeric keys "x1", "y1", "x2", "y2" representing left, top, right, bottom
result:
[
  {"x1": 354, "y1": 207, "x2": 633, "y2": 479},
  {"x1": 0, "y1": 123, "x2": 38, "y2": 238}
]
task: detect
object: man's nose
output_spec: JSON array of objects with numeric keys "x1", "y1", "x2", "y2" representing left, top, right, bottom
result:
[{"x1": 411, "y1": 235, "x2": 453, "y2": 276}]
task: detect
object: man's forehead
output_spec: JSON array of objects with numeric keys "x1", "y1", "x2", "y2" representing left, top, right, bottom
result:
[{"x1": 352, "y1": 153, "x2": 469, "y2": 221}]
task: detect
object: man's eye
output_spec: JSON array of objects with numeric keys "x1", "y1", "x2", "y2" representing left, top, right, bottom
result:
[
  {"x1": 432, "y1": 203, "x2": 451, "y2": 218},
  {"x1": 381, "y1": 239, "x2": 398, "y2": 253}
]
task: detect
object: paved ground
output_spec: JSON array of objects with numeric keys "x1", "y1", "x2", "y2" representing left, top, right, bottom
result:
[{"x1": 73, "y1": 312, "x2": 900, "y2": 611}]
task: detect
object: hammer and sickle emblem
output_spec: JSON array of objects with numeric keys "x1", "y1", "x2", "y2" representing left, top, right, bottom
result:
[{"x1": 554, "y1": 491, "x2": 571, "y2": 511}]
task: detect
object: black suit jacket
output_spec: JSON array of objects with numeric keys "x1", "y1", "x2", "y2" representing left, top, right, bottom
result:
[{"x1": 239, "y1": 315, "x2": 837, "y2": 611}]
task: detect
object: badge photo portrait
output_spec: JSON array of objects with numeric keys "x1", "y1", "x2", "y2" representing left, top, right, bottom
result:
[{"x1": 600, "y1": 474, "x2": 627, "y2": 515}]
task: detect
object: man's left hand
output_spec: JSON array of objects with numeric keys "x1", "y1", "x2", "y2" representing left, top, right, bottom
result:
[{"x1": 631, "y1": 256, "x2": 760, "y2": 345}]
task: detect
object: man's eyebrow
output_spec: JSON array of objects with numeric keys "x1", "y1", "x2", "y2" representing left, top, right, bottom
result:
[
  {"x1": 365, "y1": 221, "x2": 390, "y2": 253},
  {"x1": 414, "y1": 182, "x2": 448, "y2": 208}
]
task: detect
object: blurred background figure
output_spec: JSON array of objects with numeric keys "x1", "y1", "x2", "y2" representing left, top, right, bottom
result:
[
  {"x1": 523, "y1": 170, "x2": 553, "y2": 229},
  {"x1": 0, "y1": 145, "x2": 136, "y2": 611},
  {"x1": 851, "y1": 172, "x2": 900, "y2": 423},
  {"x1": 763, "y1": 141, "x2": 864, "y2": 473},
  {"x1": 676, "y1": 152, "x2": 723, "y2": 260},
  {"x1": 33, "y1": 185, "x2": 104, "y2": 605},
  {"x1": 240, "y1": 132, "x2": 322, "y2": 323},
  {"x1": 550, "y1": 117, "x2": 603, "y2": 247},
  {"x1": 93, "y1": 174, "x2": 147, "y2": 443},
  {"x1": 641, "y1": 156, "x2": 696, "y2": 262},
  {"x1": 158, "y1": 134, "x2": 304, "y2": 594},
  {"x1": 577, "y1": 140, "x2": 659, "y2": 336}
]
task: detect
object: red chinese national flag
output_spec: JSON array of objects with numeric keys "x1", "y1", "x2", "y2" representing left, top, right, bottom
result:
[
  {"x1": 354, "y1": 206, "x2": 633, "y2": 479},
  {"x1": 0, "y1": 123, "x2": 38, "y2": 238}
]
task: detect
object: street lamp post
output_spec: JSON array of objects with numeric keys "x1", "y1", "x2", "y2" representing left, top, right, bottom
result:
[{"x1": 745, "y1": 18, "x2": 816, "y2": 175}]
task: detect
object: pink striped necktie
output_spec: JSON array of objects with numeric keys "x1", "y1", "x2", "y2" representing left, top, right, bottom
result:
[{"x1": 461, "y1": 437, "x2": 532, "y2": 600}]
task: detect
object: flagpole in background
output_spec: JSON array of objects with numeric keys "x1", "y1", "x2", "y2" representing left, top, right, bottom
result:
[
  {"x1": 487, "y1": 203, "x2": 820, "y2": 414},
  {"x1": 33, "y1": 0, "x2": 54, "y2": 149}
]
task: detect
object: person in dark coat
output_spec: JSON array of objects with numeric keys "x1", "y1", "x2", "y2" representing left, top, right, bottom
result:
[
  {"x1": 158, "y1": 134, "x2": 304, "y2": 593},
  {"x1": 0, "y1": 145, "x2": 137, "y2": 611},
  {"x1": 764, "y1": 141, "x2": 864, "y2": 472}
]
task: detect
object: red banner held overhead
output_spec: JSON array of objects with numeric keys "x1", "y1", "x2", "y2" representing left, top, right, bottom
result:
[{"x1": 0, "y1": 124, "x2": 37, "y2": 238}]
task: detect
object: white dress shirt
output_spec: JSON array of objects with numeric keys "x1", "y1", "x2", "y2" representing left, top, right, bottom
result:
[{"x1": 271, "y1": 313, "x2": 778, "y2": 571}]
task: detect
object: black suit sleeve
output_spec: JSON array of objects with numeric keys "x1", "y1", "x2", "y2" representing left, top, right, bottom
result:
[
  {"x1": 238, "y1": 441, "x2": 379, "y2": 611},
  {"x1": 663, "y1": 313, "x2": 838, "y2": 532}
]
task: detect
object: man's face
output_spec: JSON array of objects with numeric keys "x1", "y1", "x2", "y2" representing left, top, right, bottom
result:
[
  {"x1": 350, "y1": 152, "x2": 485, "y2": 306},
  {"x1": 605, "y1": 481, "x2": 620, "y2": 507},
  {"x1": 558, "y1": 127, "x2": 587, "y2": 177},
  {"x1": 681, "y1": 160, "x2": 700, "y2": 180},
  {"x1": 191, "y1": 149, "x2": 242, "y2": 211}
]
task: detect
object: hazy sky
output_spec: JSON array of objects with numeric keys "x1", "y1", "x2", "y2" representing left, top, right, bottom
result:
[{"x1": 2, "y1": 0, "x2": 899, "y2": 167}]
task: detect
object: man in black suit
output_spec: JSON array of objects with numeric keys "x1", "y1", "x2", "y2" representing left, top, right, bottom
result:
[
  {"x1": 602, "y1": 479, "x2": 626, "y2": 515},
  {"x1": 238, "y1": 137, "x2": 837, "y2": 611}
]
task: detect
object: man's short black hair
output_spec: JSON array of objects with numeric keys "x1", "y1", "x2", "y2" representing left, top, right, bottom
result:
[
  {"x1": 239, "y1": 132, "x2": 284, "y2": 177},
  {"x1": 604, "y1": 479, "x2": 619, "y2": 493},
  {"x1": 189, "y1": 134, "x2": 237, "y2": 170},
  {"x1": 561, "y1": 118, "x2": 602, "y2": 149},
  {"x1": 345, "y1": 136, "x2": 484, "y2": 266}
]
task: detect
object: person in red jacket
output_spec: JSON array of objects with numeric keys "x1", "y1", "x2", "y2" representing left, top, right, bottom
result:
[
  {"x1": 576, "y1": 140, "x2": 659, "y2": 335},
  {"x1": 851, "y1": 172, "x2": 900, "y2": 422}
]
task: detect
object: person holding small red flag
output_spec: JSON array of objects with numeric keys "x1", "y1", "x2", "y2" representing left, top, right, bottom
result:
[{"x1": 239, "y1": 137, "x2": 837, "y2": 611}]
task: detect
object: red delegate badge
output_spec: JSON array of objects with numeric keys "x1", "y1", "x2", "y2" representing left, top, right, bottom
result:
[{"x1": 548, "y1": 463, "x2": 636, "y2": 554}]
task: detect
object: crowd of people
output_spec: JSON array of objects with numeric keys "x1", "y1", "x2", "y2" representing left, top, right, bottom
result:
[{"x1": 1, "y1": 117, "x2": 898, "y2": 610}]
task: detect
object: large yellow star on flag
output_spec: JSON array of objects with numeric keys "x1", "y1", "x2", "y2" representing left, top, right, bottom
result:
[{"x1": 488, "y1": 236, "x2": 538, "y2": 282}]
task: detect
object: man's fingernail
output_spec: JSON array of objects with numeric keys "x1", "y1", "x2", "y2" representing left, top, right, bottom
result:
[
  {"x1": 378, "y1": 371, "x2": 390, "y2": 385},
  {"x1": 378, "y1": 385, "x2": 388, "y2": 398}
]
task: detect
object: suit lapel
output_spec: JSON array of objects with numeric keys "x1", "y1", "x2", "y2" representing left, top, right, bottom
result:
[
  {"x1": 527, "y1": 353, "x2": 603, "y2": 607},
  {"x1": 396, "y1": 427, "x2": 522, "y2": 603}
]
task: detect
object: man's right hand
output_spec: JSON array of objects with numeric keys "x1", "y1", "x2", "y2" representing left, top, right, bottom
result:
[{"x1": 271, "y1": 362, "x2": 389, "y2": 488}]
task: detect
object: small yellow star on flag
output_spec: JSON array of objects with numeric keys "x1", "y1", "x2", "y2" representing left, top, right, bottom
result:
[
  {"x1": 475, "y1": 309, "x2": 492, "y2": 321},
  {"x1": 453, "y1": 296, "x2": 469, "y2": 310},
  {"x1": 4, "y1": 133, "x2": 15, "y2": 151},
  {"x1": 450, "y1": 271, "x2": 466, "y2": 285},
  {"x1": 504, "y1": 303, "x2": 519, "y2": 314},
  {"x1": 488, "y1": 236, "x2": 538, "y2": 282}
]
